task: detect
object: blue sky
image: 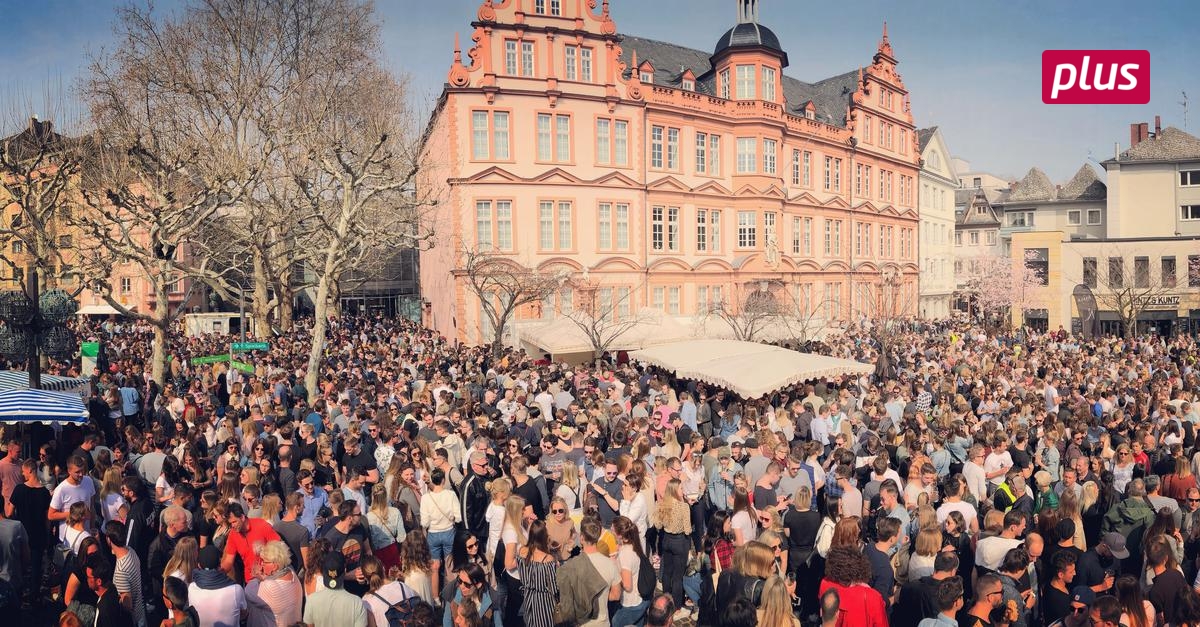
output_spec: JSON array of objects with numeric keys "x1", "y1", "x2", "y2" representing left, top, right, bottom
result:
[{"x1": 2, "y1": 0, "x2": 1196, "y2": 183}]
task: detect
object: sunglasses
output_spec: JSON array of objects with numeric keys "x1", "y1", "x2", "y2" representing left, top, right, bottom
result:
[
  {"x1": 1189, "y1": 498, "x2": 1200, "y2": 503},
  {"x1": 552, "y1": 508, "x2": 565, "y2": 514},
  {"x1": 466, "y1": 542, "x2": 478, "y2": 549}
]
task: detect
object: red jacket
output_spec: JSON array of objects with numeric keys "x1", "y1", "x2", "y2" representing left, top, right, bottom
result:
[{"x1": 819, "y1": 579, "x2": 888, "y2": 627}]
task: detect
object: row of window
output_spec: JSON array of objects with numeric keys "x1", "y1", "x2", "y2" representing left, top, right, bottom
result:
[
  {"x1": 504, "y1": 39, "x2": 593, "y2": 82},
  {"x1": 715, "y1": 64, "x2": 777, "y2": 102},
  {"x1": 955, "y1": 229, "x2": 997, "y2": 247},
  {"x1": 860, "y1": 115, "x2": 908, "y2": 155},
  {"x1": 537, "y1": 282, "x2": 871, "y2": 321},
  {"x1": 476, "y1": 199, "x2": 913, "y2": 258},
  {"x1": 1082, "y1": 255, "x2": 1200, "y2": 289},
  {"x1": 11, "y1": 235, "x2": 74, "y2": 253}
]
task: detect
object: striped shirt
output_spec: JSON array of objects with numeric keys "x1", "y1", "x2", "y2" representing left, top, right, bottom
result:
[{"x1": 114, "y1": 549, "x2": 145, "y2": 626}]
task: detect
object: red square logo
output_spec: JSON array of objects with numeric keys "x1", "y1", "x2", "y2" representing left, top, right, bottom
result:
[{"x1": 1042, "y1": 50, "x2": 1150, "y2": 104}]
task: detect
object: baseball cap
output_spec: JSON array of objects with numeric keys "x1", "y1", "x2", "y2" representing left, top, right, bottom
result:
[
  {"x1": 1071, "y1": 586, "x2": 1095, "y2": 606},
  {"x1": 718, "y1": 447, "x2": 731, "y2": 459},
  {"x1": 262, "y1": 416, "x2": 275, "y2": 426},
  {"x1": 1101, "y1": 532, "x2": 1130, "y2": 559},
  {"x1": 322, "y1": 552, "x2": 346, "y2": 590}
]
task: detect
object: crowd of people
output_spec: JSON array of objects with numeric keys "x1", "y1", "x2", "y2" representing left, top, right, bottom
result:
[{"x1": 0, "y1": 313, "x2": 1198, "y2": 627}]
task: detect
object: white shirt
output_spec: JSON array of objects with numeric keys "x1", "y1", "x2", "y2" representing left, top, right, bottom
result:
[
  {"x1": 50, "y1": 477, "x2": 97, "y2": 539},
  {"x1": 189, "y1": 579, "x2": 247, "y2": 627},
  {"x1": 582, "y1": 552, "x2": 620, "y2": 627},
  {"x1": 617, "y1": 545, "x2": 642, "y2": 607},
  {"x1": 364, "y1": 581, "x2": 419, "y2": 627},
  {"x1": 984, "y1": 451, "x2": 1013, "y2": 486},
  {"x1": 963, "y1": 462, "x2": 988, "y2": 502},
  {"x1": 485, "y1": 503, "x2": 505, "y2": 559}
]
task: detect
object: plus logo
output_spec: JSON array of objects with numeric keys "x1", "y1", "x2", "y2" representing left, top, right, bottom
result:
[{"x1": 1042, "y1": 50, "x2": 1150, "y2": 104}]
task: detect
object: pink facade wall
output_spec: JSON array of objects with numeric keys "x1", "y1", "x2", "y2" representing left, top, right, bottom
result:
[{"x1": 420, "y1": 0, "x2": 922, "y2": 344}]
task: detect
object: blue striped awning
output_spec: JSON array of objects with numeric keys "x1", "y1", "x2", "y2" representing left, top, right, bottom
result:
[
  {"x1": 0, "y1": 370, "x2": 90, "y2": 393},
  {"x1": 0, "y1": 389, "x2": 88, "y2": 425}
]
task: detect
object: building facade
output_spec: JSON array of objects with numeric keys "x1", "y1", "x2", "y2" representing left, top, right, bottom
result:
[
  {"x1": 418, "y1": 0, "x2": 922, "y2": 347},
  {"x1": 917, "y1": 127, "x2": 957, "y2": 318},
  {"x1": 1010, "y1": 120, "x2": 1200, "y2": 336}
]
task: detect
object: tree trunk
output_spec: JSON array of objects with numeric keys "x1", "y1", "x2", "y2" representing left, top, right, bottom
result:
[
  {"x1": 278, "y1": 289, "x2": 294, "y2": 331},
  {"x1": 252, "y1": 251, "x2": 273, "y2": 338},
  {"x1": 150, "y1": 284, "x2": 170, "y2": 385},
  {"x1": 304, "y1": 273, "x2": 331, "y2": 398}
]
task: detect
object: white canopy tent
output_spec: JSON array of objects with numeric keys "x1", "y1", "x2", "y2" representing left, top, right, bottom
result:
[{"x1": 630, "y1": 339, "x2": 873, "y2": 399}]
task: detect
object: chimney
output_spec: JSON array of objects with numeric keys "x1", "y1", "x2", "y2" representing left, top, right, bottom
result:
[
  {"x1": 1131, "y1": 123, "x2": 1141, "y2": 148},
  {"x1": 1139, "y1": 122, "x2": 1149, "y2": 144},
  {"x1": 1154, "y1": 115, "x2": 1162, "y2": 136}
]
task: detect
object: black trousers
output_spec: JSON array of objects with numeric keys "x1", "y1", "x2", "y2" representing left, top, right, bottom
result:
[
  {"x1": 689, "y1": 500, "x2": 707, "y2": 552},
  {"x1": 660, "y1": 532, "x2": 690, "y2": 609}
]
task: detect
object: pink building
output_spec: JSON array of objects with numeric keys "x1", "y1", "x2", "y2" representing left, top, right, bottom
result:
[{"x1": 419, "y1": 0, "x2": 921, "y2": 347}]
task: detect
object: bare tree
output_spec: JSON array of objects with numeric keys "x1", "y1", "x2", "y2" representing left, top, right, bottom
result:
[
  {"x1": 700, "y1": 280, "x2": 830, "y2": 344},
  {"x1": 563, "y1": 276, "x2": 652, "y2": 368},
  {"x1": 703, "y1": 281, "x2": 787, "y2": 343},
  {"x1": 461, "y1": 248, "x2": 566, "y2": 356},
  {"x1": 74, "y1": 1, "x2": 273, "y2": 383},
  {"x1": 1086, "y1": 247, "x2": 1183, "y2": 339},
  {"x1": 0, "y1": 115, "x2": 85, "y2": 292},
  {"x1": 849, "y1": 269, "x2": 920, "y2": 378}
]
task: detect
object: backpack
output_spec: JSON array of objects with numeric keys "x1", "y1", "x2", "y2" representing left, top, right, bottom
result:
[
  {"x1": 637, "y1": 552, "x2": 656, "y2": 600},
  {"x1": 371, "y1": 584, "x2": 421, "y2": 627}
]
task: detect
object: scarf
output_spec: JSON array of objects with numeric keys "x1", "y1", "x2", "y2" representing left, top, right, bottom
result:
[{"x1": 192, "y1": 568, "x2": 237, "y2": 590}]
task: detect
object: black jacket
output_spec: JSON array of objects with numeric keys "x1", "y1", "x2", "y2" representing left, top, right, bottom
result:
[{"x1": 460, "y1": 469, "x2": 491, "y2": 541}]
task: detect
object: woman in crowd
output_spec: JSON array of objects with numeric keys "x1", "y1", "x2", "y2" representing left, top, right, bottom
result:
[
  {"x1": 544, "y1": 496, "x2": 578, "y2": 560},
  {"x1": 360, "y1": 554, "x2": 422, "y2": 627},
  {"x1": 99, "y1": 466, "x2": 127, "y2": 523},
  {"x1": 484, "y1": 477, "x2": 512, "y2": 561},
  {"x1": 244, "y1": 540, "x2": 302, "y2": 627},
  {"x1": 163, "y1": 536, "x2": 200, "y2": 582},
  {"x1": 817, "y1": 545, "x2": 887, "y2": 626},
  {"x1": 367, "y1": 482, "x2": 404, "y2": 570},
  {"x1": 444, "y1": 563, "x2": 498, "y2": 627},
  {"x1": 400, "y1": 527, "x2": 436, "y2": 605},
  {"x1": 730, "y1": 486, "x2": 756, "y2": 546},
  {"x1": 517, "y1": 520, "x2": 558, "y2": 627},
  {"x1": 758, "y1": 575, "x2": 801, "y2": 627},
  {"x1": 654, "y1": 477, "x2": 693, "y2": 611},
  {"x1": 302, "y1": 538, "x2": 333, "y2": 595},
  {"x1": 62, "y1": 536, "x2": 102, "y2": 624},
  {"x1": 612, "y1": 515, "x2": 651, "y2": 627},
  {"x1": 716, "y1": 541, "x2": 775, "y2": 610},
  {"x1": 554, "y1": 462, "x2": 582, "y2": 515}
]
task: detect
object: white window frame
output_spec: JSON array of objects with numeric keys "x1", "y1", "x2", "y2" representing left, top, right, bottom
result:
[
  {"x1": 650, "y1": 126, "x2": 664, "y2": 169},
  {"x1": 695, "y1": 132, "x2": 707, "y2": 174},
  {"x1": 1183, "y1": 205, "x2": 1200, "y2": 221},
  {"x1": 719, "y1": 69, "x2": 730, "y2": 99},
  {"x1": 737, "y1": 138, "x2": 756, "y2": 174},
  {"x1": 666, "y1": 128, "x2": 679, "y2": 170},
  {"x1": 1067, "y1": 210, "x2": 1081, "y2": 225},
  {"x1": 736, "y1": 64, "x2": 755, "y2": 100},
  {"x1": 761, "y1": 67, "x2": 776, "y2": 102},
  {"x1": 1181, "y1": 171, "x2": 1200, "y2": 186},
  {"x1": 737, "y1": 211, "x2": 757, "y2": 249},
  {"x1": 762, "y1": 139, "x2": 777, "y2": 175},
  {"x1": 1087, "y1": 209, "x2": 1102, "y2": 225}
]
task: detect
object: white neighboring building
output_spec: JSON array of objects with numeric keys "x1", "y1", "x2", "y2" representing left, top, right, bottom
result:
[{"x1": 917, "y1": 127, "x2": 958, "y2": 318}]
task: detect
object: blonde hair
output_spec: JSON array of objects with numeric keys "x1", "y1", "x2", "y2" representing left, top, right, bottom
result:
[
  {"x1": 370, "y1": 482, "x2": 391, "y2": 519},
  {"x1": 163, "y1": 536, "x2": 199, "y2": 582},
  {"x1": 101, "y1": 466, "x2": 124, "y2": 500},
  {"x1": 559, "y1": 463, "x2": 579, "y2": 492},
  {"x1": 739, "y1": 541, "x2": 775, "y2": 579},
  {"x1": 758, "y1": 576, "x2": 795, "y2": 627},
  {"x1": 489, "y1": 476, "x2": 512, "y2": 501},
  {"x1": 258, "y1": 540, "x2": 291, "y2": 568},
  {"x1": 914, "y1": 527, "x2": 943, "y2": 557},
  {"x1": 259, "y1": 494, "x2": 282, "y2": 522},
  {"x1": 503, "y1": 495, "x2": 528, "y2": 546}
]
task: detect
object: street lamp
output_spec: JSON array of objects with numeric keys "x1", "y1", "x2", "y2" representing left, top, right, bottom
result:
[{"x1": 0, "y1": 270, "x2": 78, "y2": 389}]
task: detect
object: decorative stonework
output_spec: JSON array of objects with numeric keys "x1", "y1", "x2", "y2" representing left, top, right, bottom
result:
[{"x1": 477, "y1": 0, "x2": 496, "y2": 22}]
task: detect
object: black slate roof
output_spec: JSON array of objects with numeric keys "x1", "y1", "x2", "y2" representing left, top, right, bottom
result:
[
  {"x1": 917, "y1": 127, "x2": 937, "y2": 152},
  {"x1": 617, "y1": 35, "x2": 857, "y2": 127}
]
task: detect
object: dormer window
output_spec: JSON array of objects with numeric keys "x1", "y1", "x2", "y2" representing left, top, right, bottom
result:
[
  {"x1": 681, "y1": 79, "x2": 694, "y2": 91},
  {"x1": 640, "y1": 71, "x2": 653, "y2": 84},
  {"x1": 805, "y1": 109, "x2": 814, "y2": 120}
]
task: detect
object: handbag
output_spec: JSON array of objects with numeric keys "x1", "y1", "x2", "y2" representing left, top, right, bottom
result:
[{"x1": 710, "y1": 545, "x2": 722, "y2": 591}]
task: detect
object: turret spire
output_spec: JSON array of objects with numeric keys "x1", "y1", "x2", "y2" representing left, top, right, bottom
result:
[{"x1": 736, "y1": 0, "x2": 759, "y2": 24}]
